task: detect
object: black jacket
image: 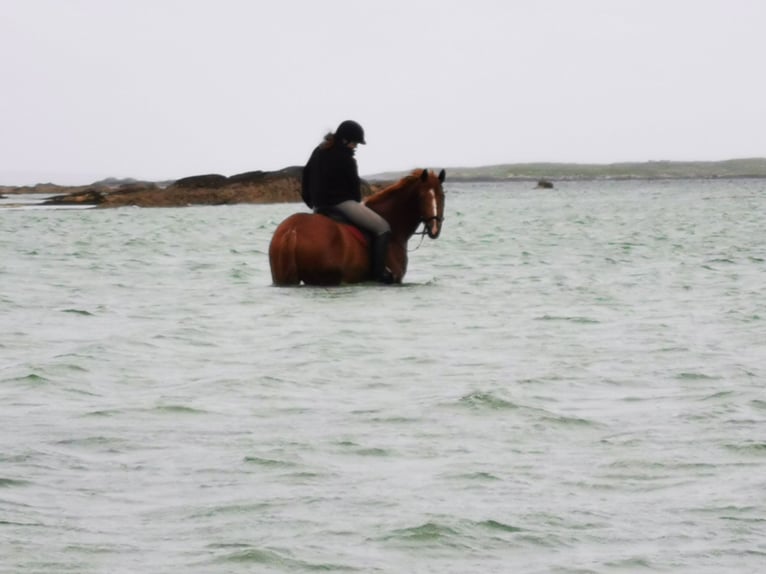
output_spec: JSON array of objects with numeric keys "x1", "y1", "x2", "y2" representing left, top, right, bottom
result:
[{"x1": 302, "y1": 142, "x2": 361, "y2": 208}]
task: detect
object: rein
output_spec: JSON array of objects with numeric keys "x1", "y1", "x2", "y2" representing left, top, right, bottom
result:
[
  {"x1": 408, "y1": 215, "x2": 443, "y2": 251},
  {"x1": 420, "y1": 215, "x2": 443, "y2": 239}
]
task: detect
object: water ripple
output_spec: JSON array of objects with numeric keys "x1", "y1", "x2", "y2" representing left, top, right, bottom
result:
[{"x1": 3, "y1": 180, "x2": 766, "y2": 574}]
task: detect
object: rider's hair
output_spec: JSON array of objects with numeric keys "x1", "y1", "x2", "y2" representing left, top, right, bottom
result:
[{"x1": 319, "y1": 132, "x2": 335, "y2": 150}]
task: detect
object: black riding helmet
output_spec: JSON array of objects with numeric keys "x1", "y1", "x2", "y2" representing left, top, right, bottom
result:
[{"x1": 335, "y1": 120, "x2": 366, "y2": 145}]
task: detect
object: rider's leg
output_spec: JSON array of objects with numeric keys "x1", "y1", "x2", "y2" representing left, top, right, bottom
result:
[{"x1": 334, "y1": 200, "x2": 393, "y2": 283}]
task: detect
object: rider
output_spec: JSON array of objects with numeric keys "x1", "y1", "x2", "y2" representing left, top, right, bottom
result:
[{"x1": 302, "y1": 120, "x2": 393, "y2": 284}]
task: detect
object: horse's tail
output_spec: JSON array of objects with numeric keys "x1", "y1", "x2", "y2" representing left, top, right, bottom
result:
[{"x1": 269, "y1": 226, "x2": 300, "y2": 285}]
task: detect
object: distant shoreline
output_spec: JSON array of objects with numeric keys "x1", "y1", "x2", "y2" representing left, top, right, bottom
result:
[
  {"x1": 440, "y1": 174, "x2": 766, "y2": 183},
  {"x1": 2, "y1": 158, "x2": 765, "y2": 208},
  {"x1": 367, "y1": 158, "x2": 766, "y2": 183},
  {"x1": 3, "y1": 158, "x2": 766, "y2": 192}
]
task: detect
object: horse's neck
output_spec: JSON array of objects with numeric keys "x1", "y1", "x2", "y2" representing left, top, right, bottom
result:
[{"x1": 368, "y1": 185, "x2": 421, "y2": 241}]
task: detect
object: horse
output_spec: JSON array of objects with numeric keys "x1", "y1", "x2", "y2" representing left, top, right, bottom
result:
[{"x1": 269, "y1": 168, "x2": 446, "y2": 286}]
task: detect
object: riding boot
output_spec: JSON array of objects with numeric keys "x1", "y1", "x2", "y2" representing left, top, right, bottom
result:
[{"x1": 371, "y1": 230, "x2": 394, "y2": 284}]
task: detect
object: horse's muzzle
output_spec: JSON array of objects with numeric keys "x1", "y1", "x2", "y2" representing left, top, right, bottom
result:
[{"x1": 423, "y1": 216, "x2": 443, "y2": 239}]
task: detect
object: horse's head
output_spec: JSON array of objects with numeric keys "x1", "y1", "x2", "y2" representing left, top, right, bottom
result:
[
  {"x1": 365, "y1": 168, "x2": 446, "y2": 241},
  {"x1": 415, "y1": 168, "x2": 446, "y2": 239}
]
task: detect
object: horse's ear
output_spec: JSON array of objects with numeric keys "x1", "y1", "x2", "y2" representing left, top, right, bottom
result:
[
  {"x1": 438, "y1": 169, "x2": 446, "y2": 183},
  {"x1": 420, "y1": 169, "x2": 428, "y2": 182}
]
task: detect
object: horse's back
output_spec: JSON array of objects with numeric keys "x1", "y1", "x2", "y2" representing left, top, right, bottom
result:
[{"x1": 269, "y1": 213, "x2": 368, "y2": 286}]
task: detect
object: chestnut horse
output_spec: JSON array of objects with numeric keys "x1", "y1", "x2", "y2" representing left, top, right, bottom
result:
[{"x1": 269, "y1": 168, "x2": 446, "y2": 286}]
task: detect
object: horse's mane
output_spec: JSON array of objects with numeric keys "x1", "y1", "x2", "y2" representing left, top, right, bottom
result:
[{"x1": 365, "y1": 169, "x2": 426, "y2": 208}]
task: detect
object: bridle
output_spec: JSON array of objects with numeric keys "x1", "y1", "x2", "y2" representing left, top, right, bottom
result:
[
  {"x1": 419, "y1": 215, "x2": 443, "y2": 239},
  {"x1": 409, "y1": 215, "x2": 444, "y2": 251},
  {"x1": 408, "y1": 177, "x2": 445, "y2": 250}
]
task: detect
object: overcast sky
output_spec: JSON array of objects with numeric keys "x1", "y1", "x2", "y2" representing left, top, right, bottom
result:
[{"x1": 2, "y1": 0, "x2": 765, "y2": 185}]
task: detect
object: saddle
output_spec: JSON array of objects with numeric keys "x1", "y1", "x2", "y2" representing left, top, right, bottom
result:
[{"x1": 313, "y1": 207, "x2": 370, "y2": 246}]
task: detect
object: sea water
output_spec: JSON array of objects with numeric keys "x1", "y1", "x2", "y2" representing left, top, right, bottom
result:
[{"x1": 1, "y1": 179, "x2": 765, "y2": 573}]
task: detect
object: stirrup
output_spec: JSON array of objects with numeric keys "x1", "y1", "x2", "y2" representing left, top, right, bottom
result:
[{"x1": 378, "y1": 267, "x2": 395, "y2": 284}]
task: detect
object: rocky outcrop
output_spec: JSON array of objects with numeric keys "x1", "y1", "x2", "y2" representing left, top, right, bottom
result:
[
  {"x1": 2, "y1": 166, "x2": 384, "y2": 208},
  {"x1": 535, "y1": 179, "x2": 554, "y2": 189},
  {"x1": 172, "y1": 174, "x2": 230, "y2": 189},
  {"x1": 43, "y1": 188, "x2": 107, "y2": 205},
  {"x1": 37, "y1": 167, "x2": 303, "y2": 208}
]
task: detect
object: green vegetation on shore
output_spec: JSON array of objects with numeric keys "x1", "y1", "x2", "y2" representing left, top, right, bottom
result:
[{"x1": 370, "y1": 158, "x2": 766, "y2": 182}]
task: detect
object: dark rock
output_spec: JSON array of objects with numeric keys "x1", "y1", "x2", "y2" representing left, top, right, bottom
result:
[
  {"x1": 172, "y1": 174, "x2": 229, "y2": 189},
  {"x1": 117, "y1": 182, "x2": 159, "y2": 192},
  {"x1": 43, "y1": 188, "x2": 106, "y2": 205},
  {"x1": 535, "y1": 179, "x2": 554, "y2": 189},
  {"x1": 228, "y1": 170, "x2": 267, "y2": 185},
  {"x1": 229, "y1": 166, "x2": 303, "y2": 184}
]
